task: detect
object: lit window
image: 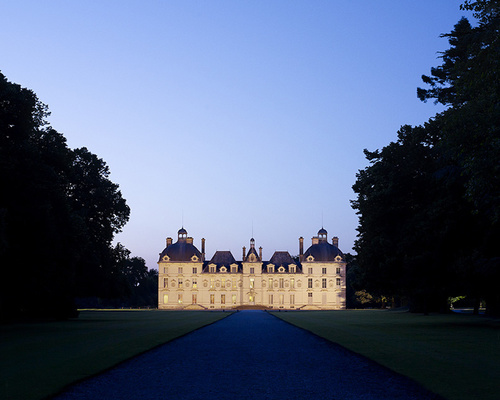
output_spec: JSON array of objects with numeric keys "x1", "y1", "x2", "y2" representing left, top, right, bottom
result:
[
  {"x1": 279, "y1": 278, "x2": 284, "y2": 289},
  {"x1": 249, "y1": 295, "x2": 254, "y2": 302},
  {"x1": 178, "y1": 294, "x2": 183, "y2": 304},
  {"x1": 250, "y1": 267, "x2": 255, "y2": 274},
  {"x1": 193, "y1": 267, "x2": 197, "y2": 274},
  {"x1": 290, "y1": 278, "x2": 295, "y2": 289},
  {"x1": 210, "y1": 294, "x2": 215, "y2": 304},
  {"x1": 279, "y1": 294, "x2": 284, "y2": 304},
  {"x1": 232, "y1": 294, "x2": 237, "y2": 304},
  {"x1": 308, "y1": 268, "x2": 313, "y2": 274},
  {"x1": 322, "y1": 278, "x2": 327, "y2": 288},
  {"x1": 250, "y1": 278, "x2": 254, "y2": 289},
  {"x1": 336, "y1": 267, "x2": 341, "y2": 275},
  {"x1": 308, "y1": 278, "x2": 313, "y2": 289},
  {"x1": 221, "y1": 278, "x2": 226, "y2": 289},
  {"x1": 178, "y1": 267, "x2": 183, "y2": 274},
  {"x1": 269, "y1": 294, "x2": 273, "y2": 304},
  {"x1": 178, "y1": 279, "x2": 183, "y2": 289},
  {"x1": 221, "y1": 294, "x2": 225, "y2": 304},
  {"x1": 232, "y1": 279, "x2": 237, "y2": 289},
  {"x1": 163, "y1": 278, "x2": 168, "y2": 288},
  {"x1": 210, "y1": 278, "x2": 214, "y2": 289},
  {"x1": 322, "y1": 267, "x2": 327, "y2": 275},
  {"x1": 336, "y1": 278, "x2": 341, "y2": 286},
  {"x1": 163, "y1": 294, "x2": 168, "y2": 304},
  {"x1": 269, "y1": 278, "x2": 273, "y2": 289},
  {"x1": 290, "y1": 294, "x2": 295, "y2": 305},
  {"x1": 193, "y1": 279, "x2": 197, "y2": 289},
  {"x1": 192, "y1": 294, "x2": 197, "y2": 304}
]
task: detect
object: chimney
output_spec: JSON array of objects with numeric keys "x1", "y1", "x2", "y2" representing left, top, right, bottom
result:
[
  {"x1": 186, "y1": 237, "x2": 193, "y2": 244},
  {"x1": 259, "y1": 246, "x2": 262, "y2": 261},
  {"x1": 166, "y1": 237, "x2": 172, "y2": 247},
  {"x1": 299, "y1": 237, "x2": 304, "y2": 256},
  {"x1": 201, "y1": 238, "x2": 206, "y2": 261},
  {"x1": 332, "y1": 236, "x2": 339, "y2": 247},
  {"x1": 243, "y1": 246, "x2": 246, "y2": 260}
]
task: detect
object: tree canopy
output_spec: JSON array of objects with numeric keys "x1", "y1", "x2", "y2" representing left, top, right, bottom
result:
[
  {"x1": 352, "y1": 0, "x2": 500, "y2": 314},
  {"x1": 0, "y1": 72, "x2": 155, "y2": 320}
]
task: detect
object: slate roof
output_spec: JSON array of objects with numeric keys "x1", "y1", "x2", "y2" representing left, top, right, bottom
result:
[
  {"x1": 303, "y1": 242, "x2": 344, "y2": 262},
  {"x1": 210, "y1": 251, "x2": 236, "y2": 265},
  {"x1": 263, "y1": 251, "x2": 302, "y2": 273},
  {"x1": 158, "y1": 241, "x2": 202, "y2": 262}
]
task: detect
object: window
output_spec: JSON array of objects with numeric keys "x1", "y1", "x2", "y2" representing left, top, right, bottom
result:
[
  {"x1": 308, "y1": 292, "x2": 313, "y2": 304},
  {"x1": 178, "y1": 267, "x2": 183, "y2": 274},
  {"x1": 221, "y1": 294, "x2": 225, "y2": 304},
  {"x1": 193, "y1": 267, "x2": 197, "y2": 274},
  {"x1": 210, "y1": 294, "x2": 215, "y2": 304},
  {"x1": 322, "y1": 267, "x2": 327, "y2": 275},
  {"x1": 250, "y1": 267, "x2": 255, "y2": 274},
  {"x1": 232, "y1": 294, "x2": 237, "y2": 304},
  {"x1": 269, "y1": 294, "x2": 273, "y2": 304},
  {"x1": 250, "y1": 278, "x2": 255, "y2": 289},
  {"x1": 290, "y1": 294, "x2": 295, "y2": 305},
  {"x1": 279, "y1": 294, "x2": 284, "y2": 304},
  {"x1": 279, "y1": 278, "x2": 284, "y2": 289},
  {"x1": 178, "y1": 279, "x2": 183, "y2": 289},
  {"x1": 210, "y1": 278, "x2": 214, "y2": 289},
  {"x1": 210, "y1": 266, "x2": 216, "y2": 273},
  {"x1": 249, "y1": 295, "x2": 254, "y2": 302},
  {"x1": 178, "y1": 294, "x2": 183, "y2": 304},
  {"x1": 233, "y1": 279, "x2": 237, "y2": 289},
  {"x1": 192, "y1": 294, "x2": 197, "y2": 304},
  {"x1": 268, "y1": 266, "x2": 274, "y2": 273},
  {"x1": 163, "y1": 278, "x2": 168, "y2": 288},
  {"x1": 289, "y1": 266, "x2": 295, "y2": 273},
  {"x1": 163, "y1": 294, "x2": 168, "y2": 304},
  {"x1": 290, "y1": 278, "x2": 295, "y2": 289},
  {"x1": 336, "y1": 278, "x2": 341, "y2": 286},
  {"x1": 308, "y1": 267, "x2": 313, "y2": 274},
  {"x1": 308, "y1": 278, "x2": 313, "y2": 289},
  {"x1": 269, "y1": 278, "x2": 273, "y2": 289},
  {"x1": 221, "y1": 277, "x2": 226, "y2": 289},
  {"x1": 336, "y1": 267, "x2": 341, "y2": 275},
  {"x1": 192, "y1": 279, "x2": 197, "y2": 289},
  {"x1": 322, "y1": 278, "x2": 327, "y2": 288},
  {"x1": 163, "y1": 267, "x2": 167, "y2": 274},
  {"x1": 231, "y1": 266, "x2": 237, "y2": 273}
]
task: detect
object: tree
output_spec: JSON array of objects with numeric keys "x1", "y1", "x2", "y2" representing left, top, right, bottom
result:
[
  {"x1": 0, "y1": 72, "x2": 132, "y2": 319},
  {"x1": 352, "y1": 1, "x2": 500, "y2": 315}
]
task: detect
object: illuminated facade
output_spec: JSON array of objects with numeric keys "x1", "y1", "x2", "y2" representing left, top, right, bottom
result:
[{"x1": 158, "y1": 228, "x2": 346, "y2": 310}]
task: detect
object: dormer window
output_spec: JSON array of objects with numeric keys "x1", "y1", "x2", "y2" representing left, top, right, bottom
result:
[
  {"x1": 335, "y1": 255, "x2": 343, "y2": 262},
  {"x1": 278, "y1": 266, "x2": 285, "y2": 273},
  {"x1": 268, "y1": 266, "x2": 274, "y2": 273},
  {"x1": 230, "y1": 264, "x2": 238, "y2": 273},
  {"x1": 220, "y1": 266, "x2": 227, "y2": 273},
  {"x1": 191, "y1": 255, "x2": 199, "y2": 262},
  {"x1": 249, "y1": 254, "x2": 256, "y2": 262},
  {"x1": 209, "y1": 265, "x2": 216, "y2": 273},
  {"x1": 307, "y1": 255, "x2": 314, "y2": 262},
  {"x1": 289, "y1": 266, "x2": 296, "y2": 273},
  {"x1": 162, "y1": 255, "x2": 170, "y2": 262}
]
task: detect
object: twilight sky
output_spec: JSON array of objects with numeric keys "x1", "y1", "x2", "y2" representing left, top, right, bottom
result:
[{"x1": 1, "y1": 1, "x2": 472, "y2": 269}]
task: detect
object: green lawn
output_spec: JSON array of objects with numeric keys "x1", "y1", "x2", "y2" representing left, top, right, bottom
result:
[
  {"x1": 272, "y1": 310, "x2": 500, "y2": 400},
  {"x1": 0, "y1": 310, "x2": 229, "y2": 400}
]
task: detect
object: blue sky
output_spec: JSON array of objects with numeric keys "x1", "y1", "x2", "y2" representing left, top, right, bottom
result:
[{"x1": 1, "y1": 1, "x2": 473, "y2": 269}]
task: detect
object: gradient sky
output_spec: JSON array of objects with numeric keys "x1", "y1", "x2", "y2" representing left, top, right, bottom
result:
[{"x1": 1, "y1": 1, "x2": 473, "y2": 269}]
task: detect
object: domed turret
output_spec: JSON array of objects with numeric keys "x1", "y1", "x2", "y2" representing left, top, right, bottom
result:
[
  {"x1": 303, "y1": 228, "x2": 343, "y2": 262},
  {"x1": 159, "y1": 228, "x2": 202, "y2": 262}
]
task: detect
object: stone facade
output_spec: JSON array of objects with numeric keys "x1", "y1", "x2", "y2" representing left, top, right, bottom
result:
[{"x1": 158, "y1": 228, "x2": 346, "y2": 310}]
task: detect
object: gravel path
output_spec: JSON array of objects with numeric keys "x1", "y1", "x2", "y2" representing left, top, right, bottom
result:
[{"x1": 53, "y1": 311, "x2": 442, "y2": 400}]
